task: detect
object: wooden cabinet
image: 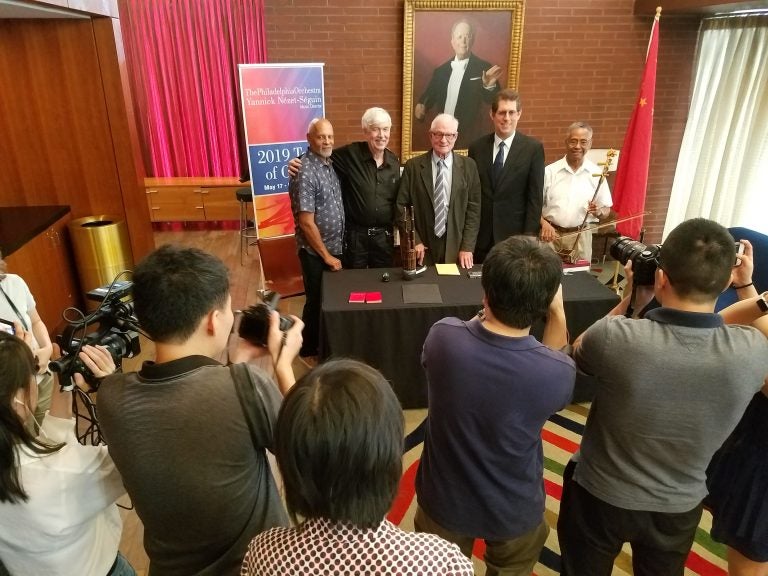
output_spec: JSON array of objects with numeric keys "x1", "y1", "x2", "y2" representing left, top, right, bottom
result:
[
  {"x1": 200, "y1": 186, "x2": 243, "y2": 221},
  {"x1": 4, "y1": 214, "x2": 81, "y2": 331},
  {"x1": 145, "y1": 178, "x2": 243, "y2": 223},
  {"x1": 145, "y1": 186, "x2": 206, "y2": 222}
]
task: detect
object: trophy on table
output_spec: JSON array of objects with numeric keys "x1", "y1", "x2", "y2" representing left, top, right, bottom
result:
[{"x1": 400, "y1": 205, "x2": 427, "y2": 280}]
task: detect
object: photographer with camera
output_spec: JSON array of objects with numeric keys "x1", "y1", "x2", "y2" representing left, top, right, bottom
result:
[
  {"x1": 96, "y1": 245, "x2": 302, "y2": 576},
  {"x1": 415, "y1": 236, "x2": 575, "y2": 576},
  {"x1": 557, "y1": 218, "x2": 768, "y2": 576},
  {"x1": 0, "y1": 329, "x2": 134, "y2": 575}
]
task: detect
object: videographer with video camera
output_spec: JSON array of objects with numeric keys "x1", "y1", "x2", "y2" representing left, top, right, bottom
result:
[
  {"x1": 557, "y1": 218, "x2": 768, "y2": 576},
  {"x1": 0, "y1": 327, "x2": 134, "y2": 575},
  {"x1": 96, "y1": 244, "x2": 303, "y2": 576}
]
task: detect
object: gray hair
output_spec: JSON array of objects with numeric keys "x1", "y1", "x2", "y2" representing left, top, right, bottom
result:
[
  {"x1": 430, "y1": 113, "x2": 459, "y2": 132},
  {"x1": 361, "y1": 107, "x2": 392, "y2": 130},
  {"x1": 566, "y1": 121, "x2": 593, "y2": 138}
]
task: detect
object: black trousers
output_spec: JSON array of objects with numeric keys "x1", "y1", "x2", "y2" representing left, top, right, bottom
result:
[
  {"x1": 558, "y1": 460, "x2": 703, "y2": 576},
  {"x1": 298, "y1": 248, "x2": 339, "y2": 357},
  {"x1": 344, "y1": 227, "x2": 394, "y2": 269}
]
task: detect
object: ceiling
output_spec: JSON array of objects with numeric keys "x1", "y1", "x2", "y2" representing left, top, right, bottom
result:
[
  {"x1": 634, "y1": 0, "x2": 768, "y2": 15},
  {"x1": 0, "y1": 0, "x2": 89, "y2": 19}
]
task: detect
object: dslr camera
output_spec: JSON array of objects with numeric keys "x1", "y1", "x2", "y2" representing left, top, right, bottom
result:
[
  {"x1": 49, "y1": 280, "x2": 141, "y2": 390},
  {"x1": 238, "y1": 291, "x2": 295, "y2": 347},
  {"x1": 609, "y1": 237, "x2": 662, "y2": 286}
]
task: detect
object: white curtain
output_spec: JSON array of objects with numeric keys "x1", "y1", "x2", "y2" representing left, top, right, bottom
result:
[{"x1": 663, "y1": 15, "x2": 768, "y2": 239}]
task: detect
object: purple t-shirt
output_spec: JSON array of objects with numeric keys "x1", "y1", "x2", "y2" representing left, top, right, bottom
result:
[{"x1": 416, "y1": 316, "x2": 575, "y2": 539}]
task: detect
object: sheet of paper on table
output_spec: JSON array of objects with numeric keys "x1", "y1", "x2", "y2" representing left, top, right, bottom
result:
[{"x1": 435, "y1": 263, "x2": 460, "y2": 275}]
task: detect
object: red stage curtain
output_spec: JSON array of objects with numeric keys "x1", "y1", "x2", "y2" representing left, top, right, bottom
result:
[{"x1": 119, "y1": 0, "x2": 267, "y2": 177}]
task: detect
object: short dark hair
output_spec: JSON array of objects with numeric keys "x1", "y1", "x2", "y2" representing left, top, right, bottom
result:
[
  {"x1": 659, "y1": 218, "x2": 735, "y2": 302},
  {"x1": 132, "y1": 244, "x2": 230, "y2": 343},
  {"x1": 0, "y1": 333, "x2": 63, "y2": 503},
  {"x1": 275, "y1": 359, "x2": 403, "y2": 528},
  {"x1": 482, "y1": 236, "x2": 562, "y2": 329},
  {"x1": 492, "y1": 89, "x2": 521, "y2": 114}
]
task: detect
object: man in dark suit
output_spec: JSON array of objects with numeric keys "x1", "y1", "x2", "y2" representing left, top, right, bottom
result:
[
  {"x1": 397, "y1": 114, "x2": 481, "y2": 269},
  {"x1": 415, "y1": 19, "x2": 503, "y2": 149},
  {"x1": 469, "y1": 89, "x2": 544, "y2": 263}
]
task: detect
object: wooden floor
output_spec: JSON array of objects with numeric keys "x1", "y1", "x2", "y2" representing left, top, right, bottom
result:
[{"x1": 116, "y1": 228, "x2": 309, "y2": 574}]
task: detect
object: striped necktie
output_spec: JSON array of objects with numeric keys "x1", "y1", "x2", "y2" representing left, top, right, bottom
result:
[{"x1": 434, "y1": 159, "x2": 447, "y2": 238}]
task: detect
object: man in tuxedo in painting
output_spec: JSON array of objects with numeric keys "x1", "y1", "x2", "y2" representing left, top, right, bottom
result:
[
  {"x1": 396, "y1": 113, "x2": 481, "y2": 269},
  {"x1": 469, "y1": 89, "x2": 545, "y2": 263},
  {"x1": 415, "y1": 19, "x2": 503, "y2": 149}
]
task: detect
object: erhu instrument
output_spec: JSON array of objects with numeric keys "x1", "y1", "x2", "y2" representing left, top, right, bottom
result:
[
  {"x1": 557, "y1": 149, "x2": 616, "y2": 264},
  {"x1": 400, "y1": 205, "x2": 426, "y2": 279}
]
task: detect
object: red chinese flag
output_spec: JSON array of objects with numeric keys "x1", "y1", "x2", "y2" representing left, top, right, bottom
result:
[{"x1": 613, "y1": 10, "x2": 660, "y2": 239}]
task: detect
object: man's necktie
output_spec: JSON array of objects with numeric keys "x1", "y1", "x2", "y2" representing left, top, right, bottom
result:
[
  {"x1": 493, "y1": 141, "x2": 505, "y2": 185},
  {"x1": 434, "y1": 159, "x2": 447, "y2": 238}
]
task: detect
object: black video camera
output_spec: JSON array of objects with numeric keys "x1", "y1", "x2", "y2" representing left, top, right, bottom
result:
[
  {"x1": 238, "y1": 291, "x2": 295, "y2": 347},
  {"x1": 49, "y1": 280, "x2": 141, "y2": 391},
  {"x1": 609, "y1": 236, "x2": 662, "y2": 286}
]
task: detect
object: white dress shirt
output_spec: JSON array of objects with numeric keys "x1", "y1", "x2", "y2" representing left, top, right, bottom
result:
[
  {"x1": 542, "y1": 156, "x2": 612, "y2": 228},
  {"x1": 493, "y1": 133, "x2": 515, "y2": 165}
]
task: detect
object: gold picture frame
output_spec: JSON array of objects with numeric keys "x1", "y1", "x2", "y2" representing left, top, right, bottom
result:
[{"x1": 401, "y1": 0, "x2": 525, "y2": 160}]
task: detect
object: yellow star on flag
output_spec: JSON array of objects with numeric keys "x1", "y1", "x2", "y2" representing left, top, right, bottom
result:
[{"x1": 639, "y1": 97, "x2": 647, "y2": 107}]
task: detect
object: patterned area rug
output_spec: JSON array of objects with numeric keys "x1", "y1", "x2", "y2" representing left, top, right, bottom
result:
[{"x1": 391, "y1": 405, "x2": 728, "y2": 575}]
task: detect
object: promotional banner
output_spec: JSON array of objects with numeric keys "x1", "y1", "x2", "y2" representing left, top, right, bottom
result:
[{"x1": 239, "y1": 63, "x2": 325, "y2": 238}]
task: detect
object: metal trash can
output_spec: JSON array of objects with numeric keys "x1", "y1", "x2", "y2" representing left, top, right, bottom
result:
[{"x1": 68, "y1": 215, "x2": 133, "y2": 306}]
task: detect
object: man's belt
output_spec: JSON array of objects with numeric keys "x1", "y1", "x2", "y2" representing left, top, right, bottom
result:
[
  {"x1": 348, "y1": 224, "x2": 389, "y2": 236},
  {"x1": 548, "y1": 221, "x2": 583, "y2": 234}
]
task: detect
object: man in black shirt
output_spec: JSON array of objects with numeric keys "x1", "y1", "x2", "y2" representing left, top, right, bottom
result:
[{"x1": 289, "y1": 107, "x2": 400, "y2": 268}]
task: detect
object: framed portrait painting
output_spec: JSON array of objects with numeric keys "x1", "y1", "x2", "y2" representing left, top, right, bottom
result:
[{"x1": 401, "y1": 0, "x2": 525, "y2": 160}]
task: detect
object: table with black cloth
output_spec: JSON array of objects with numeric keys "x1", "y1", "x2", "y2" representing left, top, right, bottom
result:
[{"x1": 320, "y1": 267, "x2": 619, "y2": 408}]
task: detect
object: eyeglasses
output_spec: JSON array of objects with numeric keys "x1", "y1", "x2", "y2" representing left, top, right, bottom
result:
[
  {"x1": 430, "y1": 131, "x2": 458, "y2": 141},
  {"x1": 567, "y1": 139, "x2": 592, "y2": 147}
]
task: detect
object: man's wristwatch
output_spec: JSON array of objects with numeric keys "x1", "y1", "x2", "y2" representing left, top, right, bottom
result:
[{"x1": 758, "y1": 292, "x2": 768, "y2": 314}]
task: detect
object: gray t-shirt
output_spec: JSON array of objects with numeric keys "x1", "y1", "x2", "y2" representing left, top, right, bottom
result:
[
  {"x1": 97, "y1": 356, "x2": 288, "y2": 576},
  {"x1": 574, "y1": 307, "x2": 768, "y2": 513}
]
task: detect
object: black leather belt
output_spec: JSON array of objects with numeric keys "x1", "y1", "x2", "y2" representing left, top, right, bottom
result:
[{"x1": 350, "y1": 226, "x2": 388, "y2": 236}]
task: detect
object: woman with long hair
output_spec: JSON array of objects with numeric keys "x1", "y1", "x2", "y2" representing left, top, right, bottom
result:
[{"x1": 0, "y1": 326, "x2": 134, "y2": 575}]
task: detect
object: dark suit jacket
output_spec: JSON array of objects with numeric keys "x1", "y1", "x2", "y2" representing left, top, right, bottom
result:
[
  {"x1": 418, "y1": 53, "x2": 500, "y2": 148},
  {"x1": 396, "y1": 152, "x2": 481, "y2": 265},
  {"x1": 468, "y1": 131, "x2": 544, "y2": 259}
]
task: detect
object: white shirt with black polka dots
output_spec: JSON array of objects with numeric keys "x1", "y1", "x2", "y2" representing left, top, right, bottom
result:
[{"x1": 241, "y1": 517, "x2": 474, "y2": 575}]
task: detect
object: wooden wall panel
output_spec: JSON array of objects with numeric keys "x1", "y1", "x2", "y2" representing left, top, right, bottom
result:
[
  {"x1": 0, "y1": 19, "x2": 118, "y2": 212},
  {"x1": 93, "y1": 17, "x2": 154, "y2": 260},
  {"x1": 0, "y1": 16, "x2": 153, "y2": 261}
]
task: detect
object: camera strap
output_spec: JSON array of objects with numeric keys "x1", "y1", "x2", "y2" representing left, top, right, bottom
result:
[
  {"x1": 229, "y1": 362, "x2": 270, "y2": 451},
  {"x1": 0, "y1": 283, "x2": 30, "y2": 332}
]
